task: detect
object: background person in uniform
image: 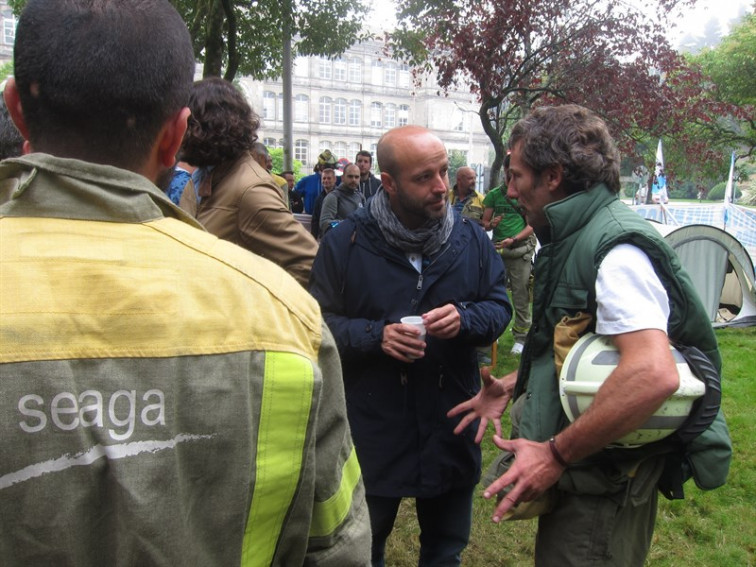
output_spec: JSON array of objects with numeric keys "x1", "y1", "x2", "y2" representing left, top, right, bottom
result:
[
  {"x1": 310, "y1": 125, "x2": 511, "y2": 567},
  {"x1": 451, "y1": 104, "x2": 729, "y2": 567},
  {"x1": 0, "y1": 0, "x2": 370, "y2": 564}
]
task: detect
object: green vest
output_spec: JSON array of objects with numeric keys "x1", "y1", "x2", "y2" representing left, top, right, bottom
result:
[{"x1": 515, "y1": 184, "x2": 730, "y2": 493}]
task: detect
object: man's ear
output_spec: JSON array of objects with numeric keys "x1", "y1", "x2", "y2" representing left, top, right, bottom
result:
[
  {"x1": 544, "y1": 164, "x2": 564, "y2": 194},
  {"x1": 157, "y1": 107, "x2": 190, "y2": 168},
  {"x1": 380, "y1": 171, "x2": 396, "y2": 196},
  {"x1": 4, "y1": 78, "x2": 31, "y2": 141}
]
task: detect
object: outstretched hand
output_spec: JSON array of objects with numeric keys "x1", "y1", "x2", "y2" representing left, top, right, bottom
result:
[
  {"x1": 447, "y1": 368, "x2": 517, "y2": 444},
  {"x1": 484, "y1": 436, "x2": 564, "y2": 523}
]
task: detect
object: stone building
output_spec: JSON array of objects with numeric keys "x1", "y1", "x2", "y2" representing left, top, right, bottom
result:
[{"x1": 239, "y1": 37, "x2": 492, "y2": 177}]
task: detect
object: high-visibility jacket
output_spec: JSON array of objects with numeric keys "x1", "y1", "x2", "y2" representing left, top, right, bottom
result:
[{"x1": 0, "y1": 154, "x2": 371, "y2": 566}]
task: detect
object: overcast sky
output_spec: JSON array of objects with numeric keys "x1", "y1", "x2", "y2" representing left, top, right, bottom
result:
[
  {"x1": 367, "y1": 0, "x2": 752, "y2": 41},
  {"x1": 667, "y1": 0, "x2": 751, "y2": 42}
]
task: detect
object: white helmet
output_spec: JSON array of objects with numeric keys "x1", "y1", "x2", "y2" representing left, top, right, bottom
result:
[{"x1": 559, "y1": 333, "x2": 706, "y2": 447}]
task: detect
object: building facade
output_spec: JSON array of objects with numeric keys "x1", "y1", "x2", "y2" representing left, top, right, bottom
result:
[
  {"x1": 239, "y1": 38, "x2": 492, "y2": 175},
  {"x1": 0, "y1": 2, "x2": 15, "y2": 65}
]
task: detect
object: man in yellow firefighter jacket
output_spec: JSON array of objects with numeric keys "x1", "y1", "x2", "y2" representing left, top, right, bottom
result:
[{"x1": 0, "y1": 1, "x2": 370, "y2": 565}]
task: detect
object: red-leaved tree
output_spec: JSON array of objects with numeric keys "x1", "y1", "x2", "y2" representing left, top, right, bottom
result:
[{"x1": 389, "y1": 0, "x2": 746, "y2": 188}]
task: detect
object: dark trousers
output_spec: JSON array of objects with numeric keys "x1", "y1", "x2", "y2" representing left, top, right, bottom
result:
[{"x1": 367, "y1": 485, "x2": 474, "y2": 567}]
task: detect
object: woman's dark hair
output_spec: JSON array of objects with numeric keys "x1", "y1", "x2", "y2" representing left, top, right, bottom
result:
[{"x1": 181, "y1": 78, "x2": 260, "y2": 167}]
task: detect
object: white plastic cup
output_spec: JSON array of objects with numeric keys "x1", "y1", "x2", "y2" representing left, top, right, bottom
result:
[
  {"x1": 400, "y1": 316, "x2": 426, "y2": 360},
  {"x1": 400, "y1": 316, "x2": 426, "y2": 339}
]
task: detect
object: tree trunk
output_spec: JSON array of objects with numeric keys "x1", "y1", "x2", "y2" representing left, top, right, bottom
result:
[
  {"x1": 479, "y1": 100, "x2": 505, "y2": 190},
  {"x1": 221, "y1": 0, "x2": 238, "y2": 81},
  {"x1": 203, "y1": 0, "x2": 225, "y2": 78}
]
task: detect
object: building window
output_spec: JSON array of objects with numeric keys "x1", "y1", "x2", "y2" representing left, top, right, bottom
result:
[
  {"x1": 262, "y1": 91, "x2": 277, "y2": 121},
  {"x1": 370, "y1": 102, "x2": 382, "y2": 127},
  {"x1": 294, "y1": 94, "x2": 309, "y2": 122},
  {"x1": 318, "y1": 58, "x2": 332, "y2": 80},
  {"x1": 319, "y1": 96, "x2": 332, "y2": 123},
  {"x1": 398, "y1": 64, "x2": 411, "y2": 88},
  {"x1": 348, "y1": 57, "x2": 362, "y2": 83},
  {"x1": 3, "y1": 15, "x2": 15, "y2": 45},
  {"x1": 293, "y1": 56, "x2": 309, "y2": 78},
  {"x1": 452, "y1": 107, "x2": 465, "y2": 132},
  {"x1": 370, "y1": 143, "x2": 378, "y2": 161},
  {"x1": 263, "y1": 137, "x2": 277, "y2": 148},
  {"x1": 371, "y1": 59, "x2": 383, "y2": 85},
  {"x1": 319, "y1": 141, "x2": 333, "y2": 155},
  {"x1": 349, "y1": 142, "x2": 361, "y2": 158},
  {"x1": 334, "y1": 142, "x2": 348, "y2": 159},
  {"x1": 333, "y1": 98, "x2": 347, "y2": 125},
  {"x1": 334, "y1": 58, "x2": 347, "y2": 81},
  {"x1": 349, "y1": 100, "x2": 361, "y2": 126},
  {"x1": 295, "y1": 139, "x2": 309, "y2": 165},
  {"x1": 384, "y1": 63, "x2": 397, "y2": 86},
  {"x1": 398, "y1": 104, "x2": 410, "y2": 126},
  {"x1": 384, "y1": 103, "x2": 396, "y2": 128}
]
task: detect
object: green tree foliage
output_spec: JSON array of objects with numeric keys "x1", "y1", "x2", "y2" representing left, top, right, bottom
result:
[
  {"x1": 690, "y1": 13, "x2": 755, "y2": 156},
  {"x1": 0, "y1": 61, "x2": 13, "y2": 83},
  {"x1": 7, "y1": 0, "x2": 370, "y2": 81},
  {"x1": 171, "y1": 0, "x2": 370, "y2": 80},
  {"x1": 389, "y1": 0, "x2": 750, "y2": 189},
  {"x1": 707, "y1": 181, "x2": 742, "y2": 202},
  {"x1": 660, "y1": 13, "x2": 756, "y2": 192},
  {"x1": 447, "y1": 150, "x2": 468, "y2": 187},
  {"x1": 269, "y1": 147, "x2": 302, "y2": 178}
]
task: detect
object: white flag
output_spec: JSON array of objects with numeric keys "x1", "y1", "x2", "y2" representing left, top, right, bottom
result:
[
  {"x1": 651, "y1": 139, "x2": 668, "y2": 204},
  {"x1": 724, "y1": 151, "x2": 735, "y2": 204}
]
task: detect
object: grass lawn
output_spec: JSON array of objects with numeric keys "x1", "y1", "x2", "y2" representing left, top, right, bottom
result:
[{"x1": 383, "y1": 327, "x2": 756, "y2": 566}]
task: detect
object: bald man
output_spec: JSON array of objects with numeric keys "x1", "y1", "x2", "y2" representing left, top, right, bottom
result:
[
  {"x1": 309, "y1": 125, "x2": 511, "y2": 567},
  {"x1": 448, "y1": 166, "x2": 485, "y2": 223}
]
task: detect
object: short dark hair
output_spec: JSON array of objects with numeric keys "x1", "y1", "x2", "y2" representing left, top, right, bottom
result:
[
  {"x1": 181, "y1": 78, "x2": 261, "y2": 167},
  {"x1": 509, "y1": 105, "x2": 621, "y2": 195},
  {"x1": 355, "y1": 150, "x2": 372, "y2": 164},
  {"x1": 13, "y1": 0, "x2": 195, "y2": 170},
  {"x1": 281, "y1": 170, "x2": 294, "y2": 177}
]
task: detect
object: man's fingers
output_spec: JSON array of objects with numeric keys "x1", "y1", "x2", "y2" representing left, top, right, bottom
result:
[
  {"x1": 492, "y1": 419, "x2": 502, "y2": 439},
  {"x1": 492, "y1": 494, "x2": 518, "y2": 523},
  {"x1": 453, "y1": 413, "x2": 476, "y2": 435},
  {"x1": 474, "y1": 420, "x2": 489, "y2": 444},
  {"x1": 447, "y1": 400, "x2": 471, "y2": 418},
  {"x1": 493, "y1": 435, "x2": 514, "y2": 451}
]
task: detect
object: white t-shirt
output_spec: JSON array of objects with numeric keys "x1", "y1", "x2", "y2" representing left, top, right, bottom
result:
[{"x1": 595, "y1": 244, "x2": 670, "y2": 335}]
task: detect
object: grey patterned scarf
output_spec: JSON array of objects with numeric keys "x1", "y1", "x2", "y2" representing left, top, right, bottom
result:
[{"x1": 369, "y1": 187, "x2": 454, "y2": 257}]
